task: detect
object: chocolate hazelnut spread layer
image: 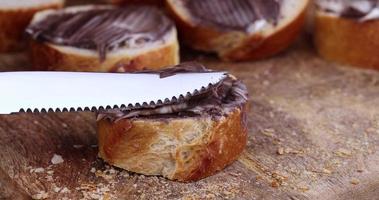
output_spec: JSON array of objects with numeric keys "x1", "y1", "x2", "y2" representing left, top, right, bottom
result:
[
  {"x1": 26, "y1": 6, "x2": 174, "y2": 61},
  {"x1": 97, "y1": 63, "x2": 248, "y2": 122},
  {"x1": 184, "y1": 0, "x2": 282, "y2": 32},
  {"x1": 317, "y1": 0, "x2": 379, "y2": 21}
]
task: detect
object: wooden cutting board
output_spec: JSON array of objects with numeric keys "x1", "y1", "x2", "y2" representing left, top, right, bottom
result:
[{"x1": 1, "y1": 29, "x2": 379, "y2": 200}]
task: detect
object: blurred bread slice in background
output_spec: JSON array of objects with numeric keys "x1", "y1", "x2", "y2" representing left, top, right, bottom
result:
[
  {"x1": 26, "y1": 5, "x2": 179, "y2": 72},
  {"x1": 0, "y1": 0, "x2": 64, "y2": 53},
  {"x1": 166, "y1": 0, "x2": 310, "y2": 61},
  {"x1": 314, "y1": 0, "x2": 379, "y2": 70}
]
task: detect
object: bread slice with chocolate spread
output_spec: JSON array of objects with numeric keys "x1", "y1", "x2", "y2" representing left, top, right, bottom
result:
[
  {"x1": 97, "y1": 63, "x2": 249, "y2": 182},
  {"x1": 314, "y1": 0, "x2": 379, "y2": 70},
  {"x1": 166, "y1": 0, "x2": 309, "y2": 61},
  {"x1": 26, "y1": 5, "x2": 179, "y2": 72},
  {"x1": 0, "y1": 0, "x2": 64, "y2": 52}
]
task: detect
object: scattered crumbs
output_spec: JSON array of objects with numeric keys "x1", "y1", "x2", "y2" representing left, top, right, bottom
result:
[
  {"x1": 109, "y1": 168, "x2": 116, "y2": 174},
  {"x1": 95, "y1": 166, "x2": 119, "y2": 180},
  {"x1": 322, "y1": 168, "x2": 332, "y2": 174},
  {"x1": 121, "y1": 171, "x2": 130, "y2": 178},
  {"x1": 78, "y1": 182, "x2": 114, "y2": 200},
  {"x1": 276, "y1": 147, "x2": 303, "y2": 155},
  {"x1": 350, "y1": 178, "x2": 360, "y2": 185},
  {"x1": 73, "y1": 145, "x2": 84, "y2": 149},
  {"x1": 284, "y1": 147, "x2": 303, "y2": 154},
  {"x1": 32, "y1": 191, "x2": 49, "y2": 199},
  {"x1": 90, "y1": 167, "x2": 96, "y2": 173},
  {"x1": 30, "y1": 167, "x2": 45, "y2": 173},
  {"x1": 271, "y1": 181, "x2": 280, "y2": 188},
  {"x1": 62, "y1": 123, "x2": 68, "y2": 128},
  {"x1": 357, "y1": 168, "x2": 364, "y2": 173},
  {"x1": 277, "y1": 147, "x2": 284, "y2": 155},
  {"x1": 272, "y1": 172, "x2": 287, "y2": 181},
  {"x1": 47, "y1": 170, "x2": 54, "y2": 175},
  {"x1": 228, "y1": 172, "x2": 241, "y2": 177},
  {"x1": 335, "y1": 148, "x2": 352, "y2": 157},
  {"x1": 60, "y1": 187, "x2": 70, "y2": 193},
  {"x1": 133, "y1": 184, "x2": 137, "y2": 188},
  {"x1": 261, "y1": 128, "x2": 275, "y2": 137},
  {"x1": 297, "y1": 182, "x2": 310, "y2": 192},
  {"x1": 46, "y1": 175, "x2": 54, "y2": 182},
  {"x1": 51, "y1": 154, "x2": 64, "y2": 165},
  {"x1": 53, "y1": 187, "x2": 61, "y2": 193},
  {"x1": 89, "y1": 193, "x2": 101, "y2": 199},
  {"x1": 270, "y1": 171, "x2": 287, "y2": 187}
]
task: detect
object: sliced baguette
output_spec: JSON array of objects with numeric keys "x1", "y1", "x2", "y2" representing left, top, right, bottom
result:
[
  {"x1": 314, "y1": 11, "x2": 379, "y2": 70},
  {"x1": 0, "y1": 0, "x2": 64, "y2": 52},
  {"x1": 97, "y1": 65, "x2": 248, "y2": 182},
  {"x1": 98, "y1": 105, "x2": 248, "y2": 182},
  {"x1": 166, "y1": 0, "x2": 309, "y2": 61},
  {"x1": 28, "y1": 5, "x2": 179, "y2": 72}
]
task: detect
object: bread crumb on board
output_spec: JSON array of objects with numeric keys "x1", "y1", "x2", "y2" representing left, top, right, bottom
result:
[
  {"x1": 350, "y1": 178, "x2": 360, "y2": 185},
  {"x1": 32, "y1": 191, "x2": 49, "y2": 199},
  {"x1": 335, "y1": 148, "x2": 352, "y2": 157},
  {"x1": 30, "y1": 167, "x2": 45, "y2": 173},
  {"x1": 51, "y1": 154, "x2": 64, "y2": 164}
]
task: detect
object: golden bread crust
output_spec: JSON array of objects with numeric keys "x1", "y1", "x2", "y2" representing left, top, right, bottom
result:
[
  {"x1": 0, "y1": 2, "x2": 63, "y2": 53},
  {"x1": 97, "y1": 106, "x2": 248, "y2": 182},
  {"x1": 166, "y1": 0, "x2": 308, "y2": 61},
  {"x1": 314, "y1": 12, "x2": 379, "y2": 70},
  {"x1": 30, "y1": 38, "x2": 179, "y2": 72}
]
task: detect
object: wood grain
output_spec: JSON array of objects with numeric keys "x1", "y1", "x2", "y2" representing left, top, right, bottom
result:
[
  {"x1": 0, "y1": 1, "x2": 379, "y2": 198},
  {"x1": 1, "y1": 35, "x2": 378, "y2": 200}
]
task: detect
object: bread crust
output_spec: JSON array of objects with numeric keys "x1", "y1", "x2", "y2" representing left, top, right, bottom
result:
[
  {"x1": 30, "y1": 38, "x2": 179, "y2": 72},
  {"x1": 314, "y1": 12, "x2": 379, "y2": 70},
  {"x1": 0, "y1": 2, "x2": 63, "y2": 53},
  {"x1": 222, "y1": 9, "x2": 307, "y2": 61},
  {"x1": 97, "y1": 106, "x2": 248, "y2": 182},
  {"x1": 166, "y1": 0, "x2": 309, "y2": 61}
]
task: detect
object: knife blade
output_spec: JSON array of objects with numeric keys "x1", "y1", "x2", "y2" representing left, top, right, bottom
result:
[{"x1": 0, "y1": 71, "x2": 226, "y2": 114}]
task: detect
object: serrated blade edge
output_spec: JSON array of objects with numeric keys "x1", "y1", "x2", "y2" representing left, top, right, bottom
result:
[{"x1": 0, "y1": 71, "x2": 226, "y2": 114}]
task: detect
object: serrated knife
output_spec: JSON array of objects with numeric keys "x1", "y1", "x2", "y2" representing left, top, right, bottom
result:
[{"x1": 0, "y1": 71, "x2": 226, "y2": 114}]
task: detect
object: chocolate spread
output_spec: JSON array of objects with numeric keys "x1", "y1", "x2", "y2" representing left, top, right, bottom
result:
[
  {"x1": 185, "y1": 0, "x2": 282, "y2": 32},
  {"x1": 26, "y1": 6, "x2": 174, "y2": 61},
  {"x1": 97, "y1": 62, "x2": 248, "y2": 122},
  {"x1": 317, "y1": 0, "x2": 379, "y2": 21}
]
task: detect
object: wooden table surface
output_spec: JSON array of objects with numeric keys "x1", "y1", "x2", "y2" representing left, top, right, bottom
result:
[
  {"x1": 0, "y1": 2, "x2": 379, "y2": 199},
  {"x1": 1, "y1": 35, "x2": 378, "y2": 200}
]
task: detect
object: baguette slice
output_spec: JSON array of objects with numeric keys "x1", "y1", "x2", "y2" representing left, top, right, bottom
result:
[
  {"x1": 27, "y1": 5, "x2": 179, "y2": 72},
  {"x1": 0, "y1": 0, "x2": 64, "y2": 52},
  {"x1": 97, "y1": 63, "x2": 249, "y2": 182},
  {"x1": 314, "y1": 11, "x2": 379, "y2": 70},
  {"x1": 166, "y1": 0, "x2": 309, "y2": 61}
]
